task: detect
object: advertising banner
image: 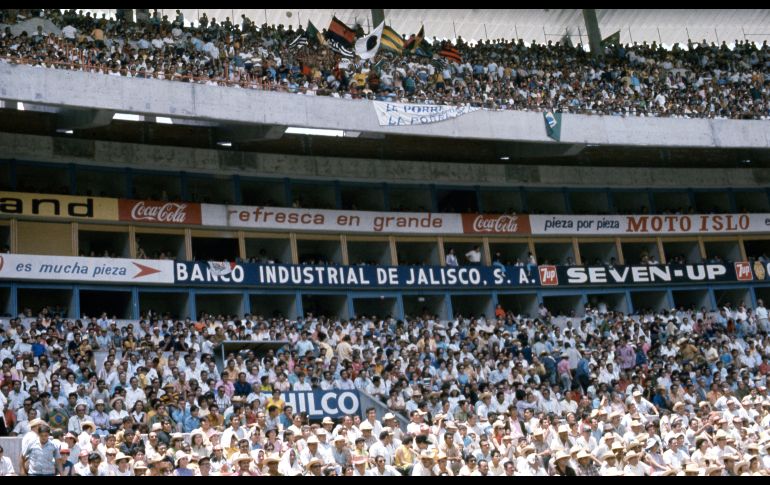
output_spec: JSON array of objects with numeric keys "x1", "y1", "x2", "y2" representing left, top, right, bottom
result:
[
  {"x1": 547, "y1": 262, "x2": 755, "y2": 287},
  {"x1": 175, "y1": 261, "x2": 538, "y2": 288},
  {"x1": 118, "y1": 199, "x2": 202, "y2": 225},
  {"x1": 373, "y1": 101, "x2": 480, "y2": 126},
  {"x1": 201, "y1": 204, "x2": 464, "y2": 234},
  {"x1": 529, "y1": 213, "x2": 766, "y2": 236},
  {"x1": 461, "y1": 213, "x2": 530, "y2": 235},
  {"x1": 0, "y1": 191, "x2": 118, "y2": 221},
  {"x1": 0, "y1": 253, "x2": 174, "y2": 284},
  {"x1": 274, "y1": 390, "x2": 360, "y2": 419}
]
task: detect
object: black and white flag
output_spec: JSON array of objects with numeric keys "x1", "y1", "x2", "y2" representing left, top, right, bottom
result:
[{"x1": 355, "y1": 21, "x2": 384, "y2": 60}]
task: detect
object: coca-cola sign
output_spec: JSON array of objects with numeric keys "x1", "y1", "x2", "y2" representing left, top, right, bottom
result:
[
  {"x1": 461, "y1": 213, "x2": 531, "y2": 234},
  {"x1": 119, "y1": 199, "x2": 202, "y2": 225}
]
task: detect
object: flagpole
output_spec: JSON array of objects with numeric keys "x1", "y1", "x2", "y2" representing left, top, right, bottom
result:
[{"x1": 452, "y1": 21, "x2": 457, "y2": 41}]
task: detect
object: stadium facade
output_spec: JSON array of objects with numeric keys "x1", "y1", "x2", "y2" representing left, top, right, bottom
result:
[{"x1": 0, "y1": 58, "x2": 769, "y2": 321}]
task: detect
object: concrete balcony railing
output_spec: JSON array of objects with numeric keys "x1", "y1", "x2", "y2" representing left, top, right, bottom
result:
[{"x1": 1, "y1": 62, "x2": 769, "y2": 148}]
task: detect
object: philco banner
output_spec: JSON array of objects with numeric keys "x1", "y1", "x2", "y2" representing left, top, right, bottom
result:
[
  {"x1": 273, "y1": 390, "x2": 360, "y2": 418},
  {"x1": 0, "y1": 191, "x2": 117, "y2": 221},
  {"x1": 540, "y1": 262, "x2": 757, "y2": 287},
  {"x1": 202, "y1": 204, "x2": 465, "y2": 234},
  {"x1": 373, "y1": 100, "x2": 480, "y2": 126},
  {"x1": 119, "y1": 199, "x2": 202, "y2": 225},
  {"x1": 175, "y1": 262, "x2": 538, "y2": 288},
  {"x1": 0, "y1": 253, "x2": 174, "y2": 284},
  {"x1": 530, "y1": 213, "x2": 765, "y2": 236}
]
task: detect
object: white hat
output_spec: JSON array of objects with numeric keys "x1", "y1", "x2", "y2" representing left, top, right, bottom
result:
[
  {"x1": 554, "y1": 450, "x2": 571, "y2": 462},
  {"x1": 174, "y1": 450, "x2": 190, "y2": 465},
  {"x1": 264, "y1": 454, "x2": 281, "y2": 465},
  {"x1": 235, "y1": 453, "x2": 253, "y2": 464},
  {"x1": 306, "y1": 436, "x2": 319, "y2": 444},
  {"x1": 359, "y1": 422, "x2": 373, "y2": 431},
  {"x1": 576, "y1": 450, "x2": 592, "y2": 460},
  {"x1": 382, "y1": 413, "x2": 396, "y2": 421}
]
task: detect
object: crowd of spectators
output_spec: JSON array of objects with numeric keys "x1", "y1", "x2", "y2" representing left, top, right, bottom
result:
[
  {"x1": 1, "y1": 9, "x2": 769, "y2": 119},
  {"x1": 2, "y1": 298, "x2": 770, "y2": 476}
]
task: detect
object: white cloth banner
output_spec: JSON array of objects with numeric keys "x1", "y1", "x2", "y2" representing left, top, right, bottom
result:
[
  {"x1": 529, "y1": 213, "x2": 764, "y2": 236},
  {"x1": 373, "y1": 101, "x2": 480, "y2": 126},
  {"x1": 201, "y1": 204, "x2": 464, "y2": 234},
  {"x1": 0, "y1": 253, "x2": 174, "y2": 284}
]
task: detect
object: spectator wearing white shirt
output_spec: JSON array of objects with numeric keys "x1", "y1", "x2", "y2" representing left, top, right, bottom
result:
[
  {"x1": 465, "y1": 246, "x2": 482, "y2": 265},
  {"x1": 445, "y1": 248, "x2": 459, "y2": 267}
]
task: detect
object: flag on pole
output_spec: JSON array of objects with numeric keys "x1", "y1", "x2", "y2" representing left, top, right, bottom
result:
[
  {"x1": 306, "y1": 20, "x2": 326, "y2": 45},
  {"x1": 438, "y1": 43, "x2": 462, "y2": 63},
  {"x1": 355, "y1": 21, "x2": 384, "y2": 60},
  {"x1": 404, "y1": 25, "x2": 424, "y2": 52},
  {"x1": 289, "y1": 33, "x2": 308, "y2": 50},
  {"x1": 327, "y1": 38, "x2": 356, "y2": 58},
  {"x1": 544, "y1": 111, "x2": 562, "y2": 142},
  {"x1": 601, "y1": 30, "x2": 621, "y2": 48},
  {"x1": 380, "y1": 25, "x2": 404, "y2": 55},
  {"x1": 325, "y1": 16, "x2": 357, "y2": 48}
]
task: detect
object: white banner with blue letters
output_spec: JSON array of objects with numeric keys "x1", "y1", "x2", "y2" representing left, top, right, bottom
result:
[{"x1": 373, "y1": 101, "x2": 480, "y2": 126}]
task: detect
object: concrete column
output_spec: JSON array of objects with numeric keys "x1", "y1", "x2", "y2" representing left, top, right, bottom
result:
[
  {"x1": 615, "y1": 238, "x2": 624, "y2": 265},
  {"x1": 184, "y1": 228, "x2": 193, "y2": 261},
  {"x1": 128, "y1": 225, "x2": 137, "y2": 258},
  {"x1": 371, "y1": 9, "x2": 385, "y2": 28},
  {"x1": 737, "y1": 236, "x2": 747, "y2": 262},
  {"x1": 482, "y1": 237, "x2": 491, "y2": 266},
  {"x1": 71, "y1": 222, "x2": 78, "y2": 256},
  {"x1": 582, "y1": 9, "x2": 603, "y2": 57},
  {"x1": 237, "y1": 230, "x2": 246, "y2": 260}
]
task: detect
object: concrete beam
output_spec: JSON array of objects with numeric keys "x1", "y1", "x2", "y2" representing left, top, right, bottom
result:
[
  {"x1": 1, "y1": 131, "x2": 768, "y2": 189},
  {"x1": 504, "y1": 143, "x2": 586, "y2": 159},
  {"x1": 216, "y1": 124, "x2": 286, "y2": 143},
  {"x1": 56, "y1": 108, "x2": 114, "y2": 130},
  {"x1": 1, "y1": 63, "x2": 769, "y2": 149}
]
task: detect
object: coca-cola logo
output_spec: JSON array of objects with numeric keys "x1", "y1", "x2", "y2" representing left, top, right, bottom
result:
[
  {"x1": 119, "y1": 200, "x2": 202, "y2": 225},
  {"x1": 471, "y1": 215, "x2": 519, "y2": 233},
  {"x1": 131, "y1": 201, "x2": 190, "y2": 223}
]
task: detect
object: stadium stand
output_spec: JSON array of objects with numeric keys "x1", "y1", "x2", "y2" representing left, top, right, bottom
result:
[
  {"x1": 0, "y1": 9, "x2": 768, "y2": 118},
  {"x1": 2, "y1": 7, "x2": 770, "y2": 478}
]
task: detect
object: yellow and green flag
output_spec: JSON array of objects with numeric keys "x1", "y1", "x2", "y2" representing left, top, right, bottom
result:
[{"x1": 380, "y1": 25, "x2": 404, "y2": 55}]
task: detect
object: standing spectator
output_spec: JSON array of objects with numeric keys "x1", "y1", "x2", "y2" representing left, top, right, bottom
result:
[
  {"x1": 22, "y1": 425, "x2": 61, "y2": 476},
  {"x1": 445, "y1": 249, "x2": 459, "y2": 267},
  {"x1": 0, "y1": 445, "x2": 15, "y2": 475}
]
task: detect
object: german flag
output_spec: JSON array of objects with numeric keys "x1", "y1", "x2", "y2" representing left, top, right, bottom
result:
[
  {"x1": 380, "y1": 25, "x2": 404, "y2": 55},
  {"x1": 404, "y1": 25, "x2": 424, "y2": 53},
  {"x1": 439, "y1": 43, "x2": 462, "y2": 64},
  {"x1": 325, "y1": 16, "x2": 357, "y2": 48}
]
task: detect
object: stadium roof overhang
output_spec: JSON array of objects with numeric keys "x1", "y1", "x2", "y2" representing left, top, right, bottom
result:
[{"x1": 120, "y1": 9, "x2": 770, "y2": 46}]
